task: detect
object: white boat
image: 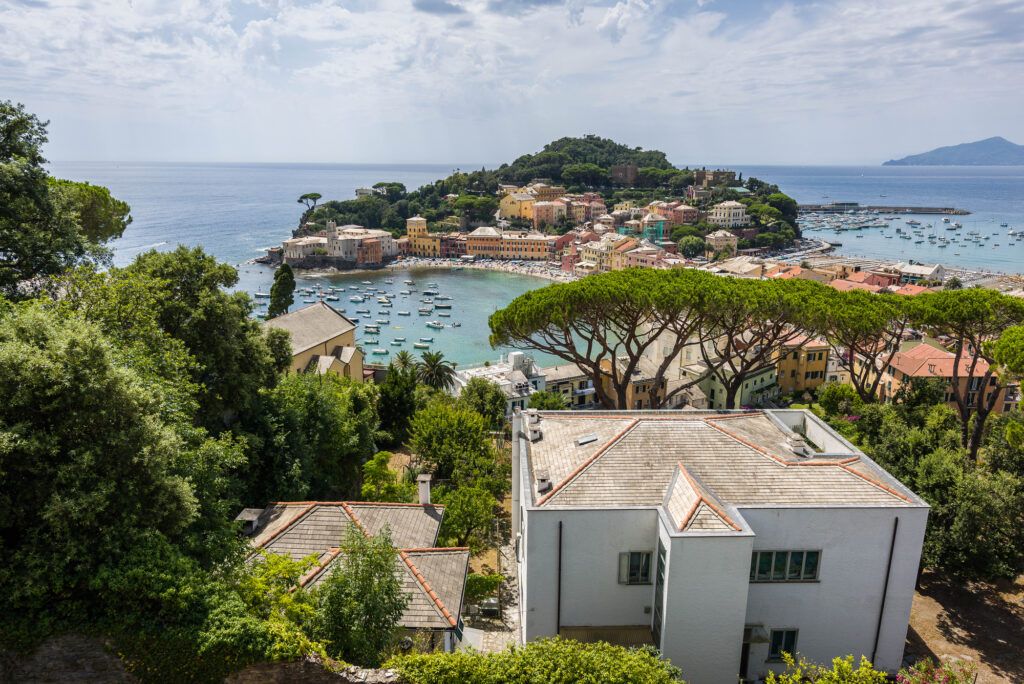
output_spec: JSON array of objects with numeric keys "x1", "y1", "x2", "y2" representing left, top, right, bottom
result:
[
  {"x1": 414, "y1": 342, "x2": 430, "y2": 349},
  {"x1": 390, "y1": 340, "x2": 404, "y2": 346},
  {"x1": 372, "y1": 348, "x2": 389, "y2": 355},
  {"x1": 349, "y1": 295, "x2": 364, "y2": 302},
  {"x1": 438, "y1": 312, "x2": 451, "y2": 317},
  {"x1": 418, "y1": 337, "x2": 433, "y2": 342},
  {"x1": 362, "y1": 280, "x2": 372, "y2": 285},
  {"x1": 398, "y1": 311, "x2": 411, "y2": 316},
  {"x1": 254, "y1": 292, "x2": 271, "y2": 298},
  {"x1": 394, "y1": 337, "x2": 406, "y2": 342},
  {"x1": 426, "y1": 321, "x2": 445, "y2": 330}
]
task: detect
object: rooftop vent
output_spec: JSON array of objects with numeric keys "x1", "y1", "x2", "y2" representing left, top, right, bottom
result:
[
  {"x1": 786, "y1": 434, "x2": 811, "y2": 456},
  {"x1": 536, "y1": 468, "x2": 552, "y2": 493},
  {"x1": 529, "y1": 426, "x2": 543, "y2": 442},
  {"x1": 575, "y1": 433, "x2": 599, "y2": 447},
  {"x1": 234, "y1": 507, "x2": 265, "y2": 536},
  {"x1": 526, "y1": 408, "x2": 541, "y2": 425}
]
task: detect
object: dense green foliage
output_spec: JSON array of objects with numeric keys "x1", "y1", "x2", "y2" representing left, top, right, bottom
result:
[
  {"x1": 311, "y1": 528, "x2": 408, "y2": 667},
  {"x1": 377, "y1": 362, "x2": 419, "y2": 444},
  {"x1": 416, "y1": 350, "x2": 458, "y2": 391},
  {"x1": 437, "y1": 485, "x2": 497, "y2": 552},
  {"x1": 463, "y1": 572, "x2": 504, "y2": 605},
  {"x1": 361, "y1": 451, "x2": 415, "y2": 503},
  {"x1": 389, "y1": 638, "x2": 683, "y2": 683},
  {"x1": 409, "y1": 401, "x2": 502, "y2": 491},
  {"x1": 0, "y1": 101, "x2": 129, "y2": 298},
  {"x1": 458, "y1": 376, "x2": 509, "y2": 429},
  {"x1": 268, "y1": 263, "x2": 295, "y2": 317},
  {"x1": 528, "y1": 389, "x2": 570, "y2": 410},
  {"x1": 815, "y1": 381, "x2": 1024, "y2": 579},
  {"x1": 677, "y1": 235, "x2": 705, "y2": 258},
  {"x1": 766, "y1": 653, "x2": 886, "y2": 683},
  {"x1": 239, "y1": 372, "x2": 379, "y2": 503}
]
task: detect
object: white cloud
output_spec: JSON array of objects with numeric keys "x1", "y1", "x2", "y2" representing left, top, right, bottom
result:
[{"x1": 0, "y1": 0, "x2": 1021, "y2": 164}]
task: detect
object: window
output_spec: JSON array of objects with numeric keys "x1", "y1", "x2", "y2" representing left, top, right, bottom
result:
[
  {"x1": 749, "y1": 551, "x2": 820, "y2": 582},
  {"x1": 618, "y1": 551, "x2": 652, "y2": 585},
  {"x1": 768, "y1": 629, "x2": 798, "y2": 661}
]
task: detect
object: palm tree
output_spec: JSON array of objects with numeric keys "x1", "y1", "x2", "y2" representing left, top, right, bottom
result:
[
  {"x1": 416, "y1": 351, "x2": 457, "y2": 392},
  {"x1": 393, "y1": 350, "x2": 414, "y2": 369}
]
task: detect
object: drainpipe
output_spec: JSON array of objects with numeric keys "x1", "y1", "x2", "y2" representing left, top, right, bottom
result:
[
  {"x1": 556, "y1": 520, "x2": 563, "y2": 636},
  {"x1": 872, "y1": 516, "x2": 899, "y2": 663}
]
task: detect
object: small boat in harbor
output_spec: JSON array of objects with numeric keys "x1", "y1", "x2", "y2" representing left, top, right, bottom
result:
[
  {"x1": 325, "y1": 295, "x2": 339, "y2": 301},
  {"x1": 302, "y1": 298, "x2": 315, "y2": 303},
  {"x1": 404, "y1": 280, "x2": 415, "y2": 285},
  {"x1": 451, "y1": 322, "x2": 462, "y2": 327},
  {"x1": 254, "y1": 292, "x2": 270, "y2": 298},
  {"x1": 414, "y1": 342, "x2": 430, "y2": 349},
  {"x1": 418, "y1": 307, "x2": 432, "y2": 315},
  {"x1": 435, "y1": 303, "x2": 452, "y2": 309},
  {"x1": 438, "y1": 312, "x2": 451, "y2": 317},
  {"x1": 376, "y1": 319, "x2": 389, "y2": 324},
  {"x1": 394, "y1": 337, "x2": 406, "y2": 342},
  {"x1": 390, "y1": 340, "x2": 404, "y2": 346},
  {"x1": 398, "y1": 311, "x2": 411, "y2": 316},
  {"x1": 362, "y1": 280, "x2": 372, "y2": 285},
  {"x1": 418, "y1": 337, "x2": 433, "y2": 342},
  {"x1": 372, "y1": 348, "x2": 389, "y2": 355},
  {"x1": 349, "y1": 295, "x2": 364, "y2": 302},
  {"x1": 426, "y1": 321, "x2": 445, "y2": 330}
]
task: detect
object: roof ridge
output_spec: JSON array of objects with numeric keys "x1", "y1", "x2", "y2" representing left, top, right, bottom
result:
[
  {"x1": 675, "y1": 462, "x2": 741, "y2": 532},
  {"x1": 339, "y1": 502, "x2": 367, "y2": 535},
  {"x1": 271, "y1": 500, "x2": 443, "y2": 508},
  {"x1": 537, "y1": 418, "x2": 640, "y2": 506},
  {"x1": 398, "y1": 550, "x2": 457, "y2": 627},
  {"x1": 298, "y1": 547, "x2": 343, "y2": 588},
  {"x1": 401, "y1": 547, "x2": 470, "y2": 553}
]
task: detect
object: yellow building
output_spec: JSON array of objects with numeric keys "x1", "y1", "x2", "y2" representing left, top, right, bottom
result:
[
  {"x1": 500, "y1": 232, "x2": 551, "y2": 260},
  {"x1": 775, "y1": 335, "x2": 830, "y2": 396},
  {"x1": 264, "y1": 302, "x2": 364, "y2": 381},
  {"x1": 499, "y1": 193, "x2": 535, "y2": 221},
  {"x1": 406, "y1": 215, "x2": 441, "y2": 257},
  {"x1": 466, "y1": 226, "x2": 502, "y2": 258},
  {"x1": 599, "y1": 356, "x2": 667, "y2": 409}
]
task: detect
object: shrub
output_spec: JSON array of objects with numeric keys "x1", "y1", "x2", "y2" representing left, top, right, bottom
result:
[{"x1": 388, "y1": 637, "x2": 684, "y2": 683}]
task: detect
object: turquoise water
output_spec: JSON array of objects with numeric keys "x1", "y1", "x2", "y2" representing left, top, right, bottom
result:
[{"x1": 283, "y1": 267, "x2": 558, "y2": 368}]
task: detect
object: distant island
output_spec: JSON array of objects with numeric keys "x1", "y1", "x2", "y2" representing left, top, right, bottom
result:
[{"x1": 883, "y1": 136, "x2": 1024, "y2": 166}]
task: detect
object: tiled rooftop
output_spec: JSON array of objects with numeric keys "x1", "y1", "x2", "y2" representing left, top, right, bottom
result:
[
  {"x1": 264, "y1": 302, "x2": 355, "y2": 353},
  {"x1": 250, "y1": 501, "x2": 466, "y2": 631},
  {"x1": 524, "y1": 411, "x2": 923, "y2": 530}
]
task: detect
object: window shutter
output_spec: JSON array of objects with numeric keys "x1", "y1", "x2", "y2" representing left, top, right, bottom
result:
[{"x1": 618, "y1": 552, "x2": 629, "y2": 584}]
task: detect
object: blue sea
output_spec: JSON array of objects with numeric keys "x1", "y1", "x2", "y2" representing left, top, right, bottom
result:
[{"x1": 44, "y1": 161, "x2": 1024, "y2": 364}]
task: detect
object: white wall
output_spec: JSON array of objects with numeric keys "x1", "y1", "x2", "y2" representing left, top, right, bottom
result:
[
  {"x1": 740, "y1": 506, "x2": 928, "y2": 678},
  {"x1": 522, "y1": 508, "x2": 660, "y2": 639},
  {"x1": 657, "y1": 517, "x2": 753, "y2": 684}
]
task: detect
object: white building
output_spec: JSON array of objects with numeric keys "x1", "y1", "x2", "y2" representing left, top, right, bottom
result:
[
  {"x1": 709, "y1": 200, "x2": 749, "y2": 228},
  {"x1": 512, "y1": 409, "x2": 927, "y2": 683},
  {"x1": 893, "y1": 262, "x2": 945, "y2": 284},
  {"x1": 452, "y1": 352, "x2": 546, "y2": 416}
]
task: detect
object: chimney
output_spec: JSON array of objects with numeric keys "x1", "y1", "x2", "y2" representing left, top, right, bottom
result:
[
  {"x1": 536, "y1": 468, "x2": 552, "y2": 493},
  {"x1": 417, "y1": 474, "x2": 432, "y2": 505}
]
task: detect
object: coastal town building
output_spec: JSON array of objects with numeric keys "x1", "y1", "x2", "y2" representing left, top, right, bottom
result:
[
  {"x1": 705, "y1": 229, "x2": 739, "y2": 256},
  {"x1": 243, "y1": 489, "x2": 469, "y2": 652},
  {"x1": 539, "y1": 363, "x2": 598, "y2": 410},
  {"x1": 775, "y1": 336, "x2": 831, "y2": 396},
  {"x1": 466, "y1": 226, "x2": 502, "y2": 258},
  {"x1": 532, "y1": 201, "x2": 567, "y2": 229},
  {"x1": 877, "y1": 339, "x2": 1020, "y2": 413},
  {"x1": 263, "y1": 302, "x2": 364, "y2": 381},
  {"x1": 680, "y1": 359, "x2": 779, "y2": 410},
  {"x1": 511, "y1": 409, "x2": 927, "y2": 683},
  {"x1": 893, "y1": 262, "x2": 946, "y2": 284},
  {"x1": 598, "y1": 356, "x2": 668, "y2": 410},
  {"x1": 500, "y1": 231, "x2": 555, "y2": 261},
  {"x1": 669, "y1": 204, "x2": 699, "y2": 225},
  {"x1": 452, "y1": 352, "x2": 547, "y2": 416},
  {"x1": 709, "y1": 201, "x2": 749, "y2": 228},
  {"x1": 499, "y1": 193, "x2": 535, "y2": 221},
  {"x1": 694, "y1": 169, "x2": 738, "y2": 188}
]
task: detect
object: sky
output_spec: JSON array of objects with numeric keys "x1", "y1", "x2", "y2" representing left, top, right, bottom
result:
[{"x1": 2, "y1": 0, "x2": 1022, "y2": 166}]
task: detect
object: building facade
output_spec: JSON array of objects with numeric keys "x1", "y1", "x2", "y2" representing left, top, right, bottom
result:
[
  {"x1": 709, "y1": 201, "x2": 748, "y2": 228},
  {"x1": 512, "y1": 409, "x2": 928, "y2": 684}
]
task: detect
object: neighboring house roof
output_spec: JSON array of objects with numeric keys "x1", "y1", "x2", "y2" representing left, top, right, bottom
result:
[
  {"x1": 892, "y1": 284, "x2": 930, "y2": 296},
  {"x1": 542, "y1": 363, "x2": 587, "y2": 383},
  {"x1": 830, "y1": 279, "x2": 882, "y2": 293},
  {"x1": 524, "y1": 412, "x2": 922, "y2": 527},
  {"x1": 249, "y1": 501, "x2": 468, "y2": 631},
  {"x1": 782, "y1": 334, "x2": 830, "y2": 349},
  {"x1": 888, "y1": 342, "x2": 989, "y2": 379},
  {"x1": 468, "y1": 226, "x2": 501, "y2": 238},
  {"x1": 264, "y1": 302, "x2": 356, "y2": 354},
  {"x1": 706, "y1": 230, "x2": 737, "y2": 240},
  {"x1": 895, "y1": 262, "x2": 942, "y2": 277}
]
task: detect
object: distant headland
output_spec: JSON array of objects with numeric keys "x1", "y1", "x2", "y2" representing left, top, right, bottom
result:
[{"x1": 883, "y1": 136, "x2": 1024, "y2": 166}]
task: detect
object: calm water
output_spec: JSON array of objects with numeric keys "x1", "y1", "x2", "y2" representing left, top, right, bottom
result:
[
  {"x1": 734, "y1": 165, "x2": 1024, "y2": 273},
  {"x1": 43, "y1": 161, "x2": 1024, "y2": 363},
  {"x1": 296, "y1": 267, "x2": 558, "y2": 367}
]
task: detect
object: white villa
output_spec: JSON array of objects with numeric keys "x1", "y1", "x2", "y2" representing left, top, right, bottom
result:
[
  {"x1": 511, "y1": 409, "x2": 927, "y2": 683},
  {"x1": 709, "y1": 200, "x2": 749, "y2": 228},
  {"x1": 452, "y1": 352, "x2": 546, "y2": 416}
]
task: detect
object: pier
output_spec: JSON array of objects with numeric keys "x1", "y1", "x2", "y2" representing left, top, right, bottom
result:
[{"x1": 798, "y1": 202, "x2": 970, "y2": 215}]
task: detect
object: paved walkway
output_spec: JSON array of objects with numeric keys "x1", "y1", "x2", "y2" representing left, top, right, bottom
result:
[{"x1": 467, "y1": 542, "x2": 522, "y2": 653}]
